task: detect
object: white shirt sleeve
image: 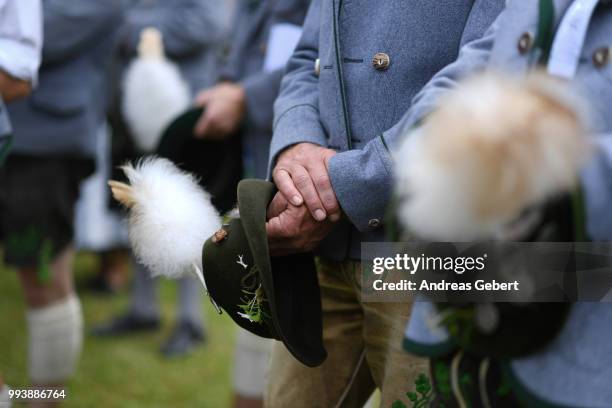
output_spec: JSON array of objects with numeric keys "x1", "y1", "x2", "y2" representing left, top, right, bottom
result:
[{"x1": 0, "y1": 0, "x2": 43, "y2": 85}]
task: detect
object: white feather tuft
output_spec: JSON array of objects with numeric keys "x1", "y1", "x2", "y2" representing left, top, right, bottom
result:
[
  {"x1": 122, "y1": 28, "x2": 191, "y2": 152},
  {"x1": 395, "y1": 72, "x2": 592, "y2": 241},
  {"x1": 120, "y1": 157, "x2": 221, "y2": 278}
]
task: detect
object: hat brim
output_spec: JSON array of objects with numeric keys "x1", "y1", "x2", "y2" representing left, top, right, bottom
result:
[
  {"x1": 157, "y1": 108, "x2": 204, "y2": 162},
  {"x1": 157, "y1": 107, "x2": 243, "y2": 214},
  {"x1": 238, "y1": 179, "x2": 327, "y2": 367}
]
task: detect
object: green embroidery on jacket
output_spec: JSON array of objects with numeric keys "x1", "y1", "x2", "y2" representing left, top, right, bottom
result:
[{"x1": 393, "y1": 373, "x2": 433, "y2": 408}]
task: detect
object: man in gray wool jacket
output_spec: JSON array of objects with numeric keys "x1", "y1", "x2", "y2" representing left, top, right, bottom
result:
[{"x1": 264, "y1": 0, "x2": 505, "y2": 406}]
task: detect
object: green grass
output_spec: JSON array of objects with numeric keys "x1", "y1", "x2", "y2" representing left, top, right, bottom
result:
[{"x1": 0, "y1": 253, "x2": 236, "y2": 407}]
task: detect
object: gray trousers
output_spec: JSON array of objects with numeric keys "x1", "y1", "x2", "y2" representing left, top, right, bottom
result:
[{"x1": 129, "y1": 260, "x2": 204, "y2": 329}]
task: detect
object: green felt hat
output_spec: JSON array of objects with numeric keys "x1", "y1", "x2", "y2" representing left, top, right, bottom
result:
[
  {"x1": 202, "y1": 179, "x2": 327, "y2": 367},
  {"x1": 157, "y1": 107, "x2": 243, "y2": 214}
]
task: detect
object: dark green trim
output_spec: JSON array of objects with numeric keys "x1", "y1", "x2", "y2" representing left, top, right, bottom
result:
[
  {"x1": 403, "y1": 336, "x2": 457, "y2": 358},
  {"x1": 379, "y1": 134, "x2": 390, "y2": 152},
  {"x1": 331, "y1": 0, "x2": 353, "y2": 150},
  {"x1": 385, "y1": 195, "x2": 399, "y2": 241},
  {"x1": 501, "y1": 362, "x2": 578, "y2": 408},
  {"x1": 532, "y1": 0, "x2": 590, "y2": 244},
  {"x1": 534, "y1": 0, "x2": 555, "y2": 65}
]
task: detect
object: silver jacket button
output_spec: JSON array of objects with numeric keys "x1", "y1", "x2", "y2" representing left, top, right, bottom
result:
[
  {"x1": 372, "y1": 52, "x2": 390, "y2": 71},
  {"x1": 368, "y1": 219, "x2": 381, "y2": 228},
  {"x1": 314, "y1": 58, "x2": 321, "y2": 76},
  {"x1": 593, "y1": 47, "x2": 610, "y2": 69},
  {"x1": 517, "y1": 32, "x2": 534, "y2": 55}
]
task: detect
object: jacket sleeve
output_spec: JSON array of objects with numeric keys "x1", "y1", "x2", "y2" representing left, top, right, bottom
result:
[
  {"x1": 239, "y1": 0, "x2": 312, "y2": 135},
  {"x1": 42, "y1": 0, "x2": 126, "y2": 64},
  {"x1": 269, "y1": 0, "x2": 327, "y2": 175},
  {"x1": 241, "y1": 68, "x2": 285, "y2": 134},
  {"x1": 119, "y1": 0, "x2": 227, "y2": 59},
  {"x1": 328, "y1": 0, "x2": 505, "y2": 232},
  {"x1": 395, "y1": 4, "x2": 505, "y2": 133},
  {"x1": 0, "y1": 0, "x2": 42, "y2": 83},
  {"x1": 582, "y1": 136, "x2": 612, "y2": 240}
]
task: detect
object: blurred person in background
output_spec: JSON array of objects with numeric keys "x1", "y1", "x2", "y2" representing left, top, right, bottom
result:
[
  {"x1": 400, "y1": 0, "x2": 612, "y2": 405},
  {"x1": 0, "y1": 0, "x2": 123, "y2": 403},
  {"x1": 73, "y1": 123, "x2": 130, "y2": 295},
  {"x1": 0, "y1": 0, "x2": 42, "y2": 165},
  {"x1": 0, "y1": 0, "x2": 42, "y2": 404},
  {"x1": 91, "y1": 0, "x2": 230, "y2": 359},
  {"x1": 193, "y1": 0, "x2": 310, "y2": 406}
]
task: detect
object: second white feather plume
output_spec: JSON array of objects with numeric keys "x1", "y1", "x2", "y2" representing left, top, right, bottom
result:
[
  {"x1": 122, "y1": 27, "x2": 191, "y2": 152},
  {"x1": 394, "y1": 72, "x2": 591, "y2": 241}
]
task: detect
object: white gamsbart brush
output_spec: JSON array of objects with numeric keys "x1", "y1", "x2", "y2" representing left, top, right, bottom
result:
[
  {"x1": 122, "y1": 27, "x2": 191, "y2": 152},
  {"x1": 109, "y1": 158, "x2": 221, "y2": 288},
  {"x1": 395, "y1": 72, "x2": 592, "y2": 241}
]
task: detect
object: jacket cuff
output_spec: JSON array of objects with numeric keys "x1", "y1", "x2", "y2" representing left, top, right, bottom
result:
[
  {"x1": 268, "y1": 104, "x2": 327, "y2": 178},
  {"x1": 328, "y1": 136, "x2": 393, "y2": 232},
  {"x1": 0, "y1": 39, "x2": 40, "y2": 85}
]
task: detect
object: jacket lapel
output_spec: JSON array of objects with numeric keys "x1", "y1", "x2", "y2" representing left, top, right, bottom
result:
[{"x1": 553, "y1": 0, "x2": 576, "y2": 23}]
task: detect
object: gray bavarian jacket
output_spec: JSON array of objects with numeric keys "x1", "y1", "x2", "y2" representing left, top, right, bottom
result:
[
  {"x1": 7, "y1": 0, "x2": 125, "y2": 158},
  {"x1": 270, "y1": 0, "x2": 505, "y2": 261},
  {"x1": 403, "y1": 1, "x2": 612, "y2": 406}
]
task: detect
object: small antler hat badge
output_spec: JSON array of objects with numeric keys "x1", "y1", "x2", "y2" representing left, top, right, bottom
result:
[
  {"x1": 212, "y1": 228, "x2": 228, "y2": 243},
  {"x1": 236, "y1": 255, "x2": 248, "y2": 269}
]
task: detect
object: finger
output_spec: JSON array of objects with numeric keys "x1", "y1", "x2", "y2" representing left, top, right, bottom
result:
[
  {"x1": 290, "y1": 165, "x2": 327, "y2": 221},
  {"x1": 266, "y1": 219, "x2": 300, "y2": 256},
  {"x1": 267, "y1": 192, "x2": 289, "y2": 220},
  {"x1": 194, "y1": 89, "x2": 213, "y2": 106},
  {"x1": 265, "y1": 217, "x2": 287, "y2": 240},
  {"x1": 273, "y1": 168, "x2": 303, "y2": 206},
  {"x1": 266, "y1": 205, "x2": 303, "y2": 237},
  {"x1": 307, "y1": 164, "x2": 340, "y2": 221},
  {"x1": 193, "y1": 111, "x2": 212, "y2": 138}
]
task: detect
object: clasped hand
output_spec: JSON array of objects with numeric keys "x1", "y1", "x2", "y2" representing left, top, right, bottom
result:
[{"x1": 266, "y1": 143, "x2": 342, "y2": 255}]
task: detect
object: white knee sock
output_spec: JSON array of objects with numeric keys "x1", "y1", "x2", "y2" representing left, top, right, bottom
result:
[
  {"x1": 0, "y1": 384, "x2": 11, "y2": 408},
  {"x1": 233, "y1": 328, "x2": 272, "y2": 397},
  {"x1": 27, "y1": 295, "x2": 83, "y2": 384}
]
